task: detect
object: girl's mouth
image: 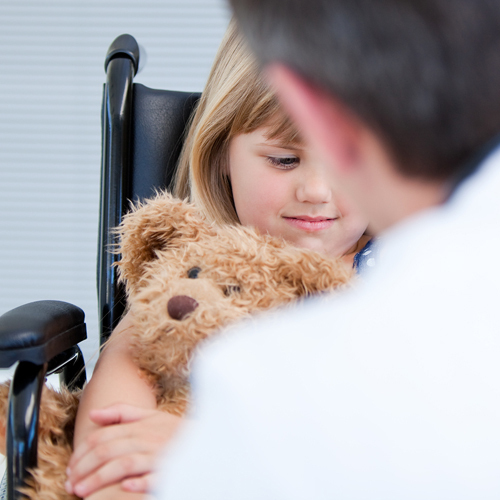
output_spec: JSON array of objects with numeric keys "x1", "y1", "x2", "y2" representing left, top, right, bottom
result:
[{"x1": 283, "y1": 216, "x2": 336, "y2": 232}]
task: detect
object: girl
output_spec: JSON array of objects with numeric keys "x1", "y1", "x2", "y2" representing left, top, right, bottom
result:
[
  {"x1": 173, "y1": 22, "x2": 370, "y2": 265},
  {"x1": 66, "y1": 20, "x2": 370, "y2": 500}
]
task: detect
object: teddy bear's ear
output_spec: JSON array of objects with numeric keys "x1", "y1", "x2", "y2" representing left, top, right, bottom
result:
[
  {"x1": 273, "y1": 244, "x2": 354, "y2": 297},
  {"x1": 115, "y1": 191, "x2": 213, "y2": 293}
]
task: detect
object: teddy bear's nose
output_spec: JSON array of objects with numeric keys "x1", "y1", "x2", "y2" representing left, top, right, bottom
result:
[{"x1": 167, "y1": 295, "x2": 199, "y2": 320}]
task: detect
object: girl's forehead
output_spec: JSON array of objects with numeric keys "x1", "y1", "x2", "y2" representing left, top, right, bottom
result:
[
  {"x1": 235, "y1": 123, "x2": 304, "y2": 152},
  {"x1": 230, "y1": 81, "x2": 301, "y2": 146},
  {"x1": 260, "y1": 113, "x2": 302, "y2": 146}
]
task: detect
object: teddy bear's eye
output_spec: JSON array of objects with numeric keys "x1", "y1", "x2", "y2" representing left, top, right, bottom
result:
[
  {"x1": 224, "y1": 285, "x2": 241, "y2": 296},
  {"x1": 187, "y1": 267, "x2": 201, "y2": 279}
]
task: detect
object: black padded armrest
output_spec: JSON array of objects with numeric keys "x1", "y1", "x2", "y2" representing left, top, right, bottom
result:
[{"x1": 0, "y1": 300, "x2": 87, "y2": 368}]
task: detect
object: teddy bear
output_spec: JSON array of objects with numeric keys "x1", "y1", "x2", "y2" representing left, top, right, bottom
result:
[{"x1": 0, "y1": 192, "x2": 353, "y2": 499}]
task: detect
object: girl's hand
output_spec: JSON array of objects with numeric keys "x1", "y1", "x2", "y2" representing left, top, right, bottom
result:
[{"x1": 65, "y1": 404, "x2": 182, "y2": 497}]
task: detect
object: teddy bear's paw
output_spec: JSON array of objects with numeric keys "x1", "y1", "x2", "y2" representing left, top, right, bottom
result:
[
  {"x1": 16, "y1": 386, "x2": 81, "y2": 500},
  {"x1": 36, "y1": 386, "x2": 80, "y2": 447},
  {"x1": 157, "y1": 384, "x2": 190, "y2": 416},
  {"x1": 20, "y1": 475, "x2": 78, "y2": 500},
  {"x1": 0, "y1": 381, "x2": 10, "y2": 456},
  {"x1": 21, "y1": 469, "x2": 79, "y2": 500}
]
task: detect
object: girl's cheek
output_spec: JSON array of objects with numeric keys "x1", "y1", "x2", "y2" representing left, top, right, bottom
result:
[{"x1": 336, "y1": 194, "x2": 369, "y2": 230}]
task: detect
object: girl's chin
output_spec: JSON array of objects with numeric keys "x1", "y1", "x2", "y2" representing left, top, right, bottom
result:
[
  {"x1": 286, "y1": 236, "x2": 337, "y2": 257},
  {"x1": 287, "y1": 235, "x2": 359, "y2": 260},
  {"x1": 265, "y1": 224, "x2": 350, "y2": 258}
]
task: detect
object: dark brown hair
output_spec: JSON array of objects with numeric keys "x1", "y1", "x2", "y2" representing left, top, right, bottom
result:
[{"x1": 229, "y1": 0, "x2": 500, "y2": 181}]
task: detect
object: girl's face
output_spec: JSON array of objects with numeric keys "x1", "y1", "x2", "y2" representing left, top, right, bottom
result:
[{"x1": 228, "y1": 126, "x2": 369, "y2": 259}]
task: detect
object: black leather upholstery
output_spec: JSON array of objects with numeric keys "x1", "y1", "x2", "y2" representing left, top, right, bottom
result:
[
  {"x1": 130, "y1": 84, "x2": 200, "y2": 201},
  {"x1": 98, "y1": 82, "x2": 201, "y2": 343},
  {"x1": 0, "y1": 301, "x2": 87, "y2": 368}
]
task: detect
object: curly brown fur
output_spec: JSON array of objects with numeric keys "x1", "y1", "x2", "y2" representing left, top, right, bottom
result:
[
  {"x1": 0, "y1": 381, "x2": 80, "y2": 500},
  {"x1": 118, "y1": 193, "x2": 353, "y2": 409},
  {"x1": 0, "y1": 192, "x2": 352, "y2": 499}
]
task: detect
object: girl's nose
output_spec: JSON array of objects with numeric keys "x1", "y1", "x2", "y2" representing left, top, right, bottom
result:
[{"x1": 296, "y1": 175, "x2": 332, "y2": 204}]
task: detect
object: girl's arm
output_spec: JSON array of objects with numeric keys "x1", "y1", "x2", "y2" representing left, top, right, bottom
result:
[
  {"x1": 74, "y1": 312, "x2": 157, "y2": 448},
  {"x1": 67, "y1": 313, "x2": 181, "y2": 499}
]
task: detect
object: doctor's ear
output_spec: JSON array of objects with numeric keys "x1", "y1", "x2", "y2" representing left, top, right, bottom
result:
[{"x1": 265, "y1": 64, "x2": 363, "y2": 175}]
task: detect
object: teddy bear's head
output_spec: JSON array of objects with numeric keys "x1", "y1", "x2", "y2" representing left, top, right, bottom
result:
[{"x1": 116, "y1": 193, "x2": 352, "y2": 409}]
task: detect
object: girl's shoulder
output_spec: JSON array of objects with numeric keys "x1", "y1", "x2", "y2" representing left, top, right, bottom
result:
[{"x1": 353, "y1": 239, "x2": 377, "y2": 274}]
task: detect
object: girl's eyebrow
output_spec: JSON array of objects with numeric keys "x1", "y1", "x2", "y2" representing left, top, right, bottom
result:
[{"x1": 256, "y1": 141, "x2": 303, "y2": 151}]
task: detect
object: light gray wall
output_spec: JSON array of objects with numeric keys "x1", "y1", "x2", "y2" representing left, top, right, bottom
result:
[{"x1": 0, "y1": 0, "x2": 230, "y2": 375}]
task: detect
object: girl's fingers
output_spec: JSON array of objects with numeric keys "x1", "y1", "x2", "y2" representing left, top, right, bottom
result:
[
  {"x1": 69, "y1": 418, "x2": 136, "y2": 468},
  {"x1": 67, "y1": 452, "x2": 155, "y2": 498},
  {"x1": 68, "y1": 413, "x2": 177, "y2": 485},
  {"x1": 122, "y1": 472, "x2": 157, "y2": 493},
  {"x1": 68, "y1": 437, "x2": 150, "y2": 487},
  {"x1": 89, "y1": 403, "x2": 155, "y2": 425},
  {"x1": 67, "y1": 407, "x2": 183, "y2": 495}
]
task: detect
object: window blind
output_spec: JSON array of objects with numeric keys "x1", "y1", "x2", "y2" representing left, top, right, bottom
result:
[{"x1": 0, "y1": 0, "x2": 230, "y2": 375}]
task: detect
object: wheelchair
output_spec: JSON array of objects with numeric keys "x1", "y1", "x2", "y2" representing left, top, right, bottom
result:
[{"x1": 0, "y1": 34, "x2": 200, "y2": 500}]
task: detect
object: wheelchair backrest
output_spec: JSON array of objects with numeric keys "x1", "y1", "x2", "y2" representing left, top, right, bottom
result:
[{"x1": 98, "y1": 34, "x2": 201, "y2": 344}]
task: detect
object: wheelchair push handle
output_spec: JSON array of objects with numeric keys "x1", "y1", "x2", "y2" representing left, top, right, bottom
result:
[
  {"x1": 99, "y1": 34, "x2": 143, "y2": 344},
  {"x1": 105, "y1": 34, "x2": 140, "y2": 76}
]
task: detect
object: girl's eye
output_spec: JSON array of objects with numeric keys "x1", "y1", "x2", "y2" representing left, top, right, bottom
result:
[
  {"x1": 266, "y1": 155, "x2": 300, "y2": 170},
  {"x1": 187, "y1": 267, "x2": 201, "y2": 279}
]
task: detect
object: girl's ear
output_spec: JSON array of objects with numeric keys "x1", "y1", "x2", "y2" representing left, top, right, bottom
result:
[{"x1": 116, "y1": 192, "x2": 213, "y2": 291}]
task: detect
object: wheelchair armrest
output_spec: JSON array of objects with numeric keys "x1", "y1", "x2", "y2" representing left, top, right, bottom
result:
[
  {"x1": 0, "y1": 300, "x2": 87, "y2": 368},
  {"x1": 1, "y1": 302, "x2": 87, "y2": 499}
]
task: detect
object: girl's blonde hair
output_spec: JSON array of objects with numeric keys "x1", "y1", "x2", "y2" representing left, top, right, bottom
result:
[{"x1": 173, "y1": 19, "x2": 299, "y2": 225}]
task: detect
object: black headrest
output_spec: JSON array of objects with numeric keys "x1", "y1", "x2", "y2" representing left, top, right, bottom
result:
[{"x1": 130, "y1": 84, "x2": 201, "y2": 201}]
